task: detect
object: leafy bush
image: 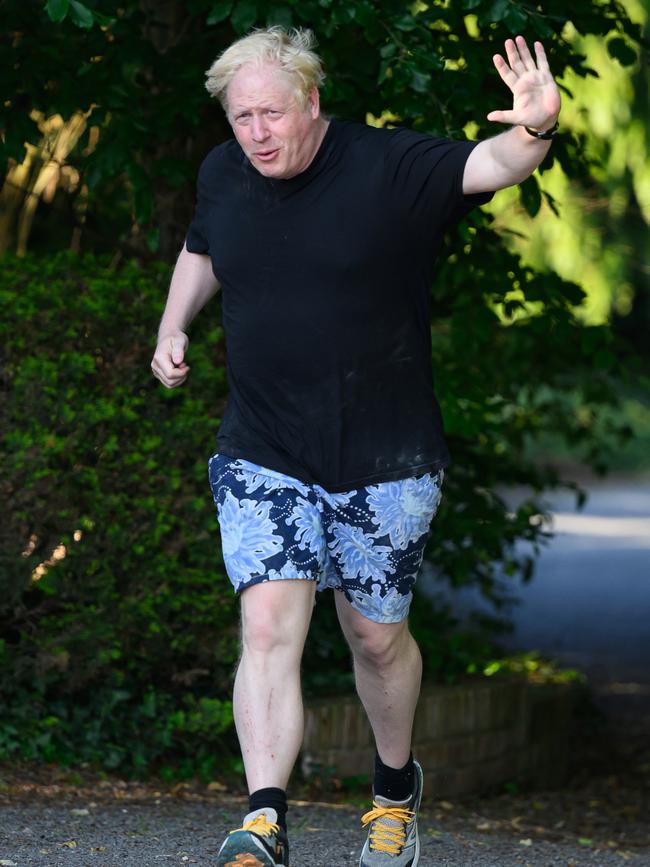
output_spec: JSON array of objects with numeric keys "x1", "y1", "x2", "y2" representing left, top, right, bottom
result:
[
  {"x1": 1, "y1": 253, "x2": 239, "y2": 776},
  {"x1": 0, "y1": 251, "x2": 631, "y2": 775}
]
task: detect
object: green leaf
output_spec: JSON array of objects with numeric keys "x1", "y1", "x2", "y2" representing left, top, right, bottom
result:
[
  {"x1": 45, "y1": 0, "x2": 69, "y2": 22},
  {"x1": 266, "y1": 5, "x2": 293, "y2": 28},
  {"x1": 411, "y1": 70, "x2": 431, "y2": 94},
  {"x1": 68, "y1": 0, "x2": 94, "y2": 28},
  {"x1": 504, "y1": 6, "x2": 528, "y2": 32},
  {"x1": 488, "y1": 0, "x2": 509, "y2": 23},
  {"x1": 207, "y1": 0, "x2": 234, "y2": 25},
  {"x1": 607, "y1": 37, "x2": 637, "y2": 67},
  {"x1": 231, "y1": 0, "x2": 258, "y2": 34},
  {"x1": 520, "y1": 175, "x2": 541, "y2": 217}
]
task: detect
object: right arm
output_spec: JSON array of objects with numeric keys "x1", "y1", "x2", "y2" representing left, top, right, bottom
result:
[{"x1": 151, "y1": 243, "x2": 220, "y2": 389}]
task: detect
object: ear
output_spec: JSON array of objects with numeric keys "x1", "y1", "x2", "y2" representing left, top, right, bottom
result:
[{"x1": 307, "y1": 86, "x2": 320, "y2": 120}]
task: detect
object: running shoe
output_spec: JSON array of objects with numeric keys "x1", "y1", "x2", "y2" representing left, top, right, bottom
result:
[
  {"x1": 358, "y1": 759, "x2": 423, "y2": 865},
  {"x1": 216, "y1": 807, "x2": 289, "y2": 867}
]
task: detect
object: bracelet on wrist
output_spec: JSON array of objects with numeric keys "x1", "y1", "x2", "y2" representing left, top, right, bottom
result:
[{"x1": 524, "y1": 121, "x2": 559, "y2": 140}]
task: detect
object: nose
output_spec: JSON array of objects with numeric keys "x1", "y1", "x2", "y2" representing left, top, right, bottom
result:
[{"x1": 251, "y1": 114, "x2": 269, "y2": 142}]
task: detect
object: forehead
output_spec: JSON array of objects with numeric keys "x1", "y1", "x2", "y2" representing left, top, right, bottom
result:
[{"x1": 227, "y1": 62, "x2": 296, "y2": 110}]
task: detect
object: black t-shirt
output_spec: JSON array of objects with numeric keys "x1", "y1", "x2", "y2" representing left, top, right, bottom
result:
[{"x1": 186, "y1": 117, "x2": 491, "y2": 492}]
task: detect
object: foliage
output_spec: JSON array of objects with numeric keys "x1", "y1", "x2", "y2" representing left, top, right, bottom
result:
[
  {"x1": 1, "y1": 0, "x2": 644, "y2": 256},
  {"x1": 484, "y1": 0, "x2": 650, "y2": 357},
  {"x1": 481, "y1": 650, "x2": 586, "y2": 684},
  {"x1": 0, "y1": 253, "x2": 239, "y2": 775}
]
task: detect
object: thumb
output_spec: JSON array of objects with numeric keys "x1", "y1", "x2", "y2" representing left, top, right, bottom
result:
[
  {"x1": 487, "y1": 109, "x2": 517, "y2": 124},
  {"x1": 170, "y1": 337, "x2": 185, "y2": 366}
]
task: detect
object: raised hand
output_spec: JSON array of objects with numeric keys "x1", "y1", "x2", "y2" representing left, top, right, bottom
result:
[{"x1": 487, "y1": 35, "x2": 561, "y2": 132}]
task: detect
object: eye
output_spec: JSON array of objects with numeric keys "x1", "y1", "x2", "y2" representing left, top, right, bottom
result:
[
  {"x1": 236, "y1": 111, "x2": 251, "y2": 123},
  {"x1": 266, "y1": 109, "x2": 282, "y2": 118}
]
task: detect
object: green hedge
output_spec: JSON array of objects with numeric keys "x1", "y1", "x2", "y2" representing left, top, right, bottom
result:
[
  {"x1": 0, "y1": 251, "x2": 629, "y2": 776},
  {"x1": 1, "y1": 253, "x2": 241, "y2": 776}
]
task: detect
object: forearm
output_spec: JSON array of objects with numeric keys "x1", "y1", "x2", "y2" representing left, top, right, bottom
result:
[
  {"x1": 485, "y1": 123, "x2": 554, "y2": 188},
  {"x1": 157, "y1": 244, "x2": 220, "y2": 340},
  {"x1": 463, "y1": 121, "x2": 557, "y2": 194}
]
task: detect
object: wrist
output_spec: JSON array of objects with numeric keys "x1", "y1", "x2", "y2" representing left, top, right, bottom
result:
[
  {"x1": 522, "y1": 116, "x2": 559, "y2": 137},
  {"x1": 157, "y1": 326, "x2": 187, "y2": 344}
]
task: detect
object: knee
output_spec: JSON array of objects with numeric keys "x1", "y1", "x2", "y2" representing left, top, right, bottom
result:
[
  {"x1": 349, "y1": 622, "x2": 411, "y2": 670},
  {"x1": 239, "y1": 582, "x2": 314, "y2": 657},
  {"x1": 241, "y1": 606, "x2": 291, "y2": 656}
]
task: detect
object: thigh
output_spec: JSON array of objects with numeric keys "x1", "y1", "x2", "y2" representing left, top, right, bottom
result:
[
  {"x1": 322, "y1": 470, "x2": 444, "y2": 624},
  {"x1": 208, "y1": 452, "x2": 327, "y2": 593}
]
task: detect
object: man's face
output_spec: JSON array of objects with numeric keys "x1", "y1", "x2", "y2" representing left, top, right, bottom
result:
[{"x1": 227, "y1": 63, "x2": 321, "y2": 180}]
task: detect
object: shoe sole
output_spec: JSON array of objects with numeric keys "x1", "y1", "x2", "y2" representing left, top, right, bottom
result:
[
  {"x1": 217, "y1": 834, "x2": 286, "y2": 867},
  {"x1": 220, "y1": 851, "x2": 287, "y2": 867}
]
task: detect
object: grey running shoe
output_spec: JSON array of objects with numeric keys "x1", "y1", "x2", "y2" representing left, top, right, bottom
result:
[
  {"x1": 358, "y1": 760, "x2": 423, "y2": 866},
  {"x1": 216, "y1": 807, "x2": 289, "y2": 866}
]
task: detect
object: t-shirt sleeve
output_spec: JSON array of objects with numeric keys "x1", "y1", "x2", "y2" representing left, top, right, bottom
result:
[
  {"x1": 185, "y1": 152, "x2": 214, "y2": 255},
  {"x1": 383, "y1": 127, "x2": 493, "y2": 233}
]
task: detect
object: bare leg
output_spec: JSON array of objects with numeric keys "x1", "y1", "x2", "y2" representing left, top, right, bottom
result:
[
  {"x1": 334, "y1": 590, "x2": 422, "y2": 768},
  {"x1": 234, "y1": 579, "x2": 316, "y2": 793}
]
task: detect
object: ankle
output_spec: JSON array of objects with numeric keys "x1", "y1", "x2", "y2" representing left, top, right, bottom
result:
[
  {"x1": 249, "y1": 786, "x2": 288, "y2": 832},
  {"x1": 373, "y1": 750, "x2": 415, "y2": 801}
]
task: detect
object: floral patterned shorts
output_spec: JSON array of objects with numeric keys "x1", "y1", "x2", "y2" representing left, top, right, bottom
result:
[{"x1": 208, "y1": 453, "x2": 444, "y2": 624}]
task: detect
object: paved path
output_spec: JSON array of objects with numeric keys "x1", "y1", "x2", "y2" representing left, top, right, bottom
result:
[
  {"x1": 1, "y1": 797, "x2": 648, "y2": 866},
  {"x1": 427, "y1": 474, "x2": 650, "y2": 686},
  {"x1": 502, "y1": 477, "x2": 650, "y2": 685}
]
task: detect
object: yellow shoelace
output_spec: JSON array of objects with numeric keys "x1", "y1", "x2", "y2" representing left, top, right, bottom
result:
[
  {"x1": 360, "y1": 801, "x2": 415, "y2": 855},
  {"x1": 228, "y1": 813, "x2": 279, "y2": 837}
]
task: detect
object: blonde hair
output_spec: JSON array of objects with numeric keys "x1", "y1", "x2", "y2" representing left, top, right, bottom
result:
[{"x1": 205, "y1": 26, "x2": 326, "y2": 113}]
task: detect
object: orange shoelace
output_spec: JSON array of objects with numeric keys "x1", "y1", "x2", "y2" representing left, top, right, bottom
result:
[
  {"x1": 360, "y1": 801, "x2": 415, "y2": 855},
  {"x1": 228, "y1": 813, "x2": 279, "y2": 838}
]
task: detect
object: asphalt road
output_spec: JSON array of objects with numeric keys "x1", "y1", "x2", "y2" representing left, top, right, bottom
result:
[
  {"x1": 2, "y1": 797, "x2": 648, "y2": 867},
  {"x1": 502, "y1": 477, "x2": 650, "y2": 684},
  {"x1": 426, "y1": 474, "x2": 650, "y2": 687}
]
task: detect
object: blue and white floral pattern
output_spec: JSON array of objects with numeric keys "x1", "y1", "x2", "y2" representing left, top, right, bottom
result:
[
  {"x1": 286, "y1": 496, "x2": 325, "y2": 556},
  {"x1": 366, "y1": 474, "x2": 443, "y2": 550},
  {"x1": 217, "y1": 490, "x2": 283, "y2": 590},
  {"x1": 347, "y1": 584, "x2": 413, "y2": 624},
  {"x1": 208, "y1": 452, "x2": 444, "y2": 623},
  {"x1": 328, "y1": 523, "x2": 394, "y2": 584}
]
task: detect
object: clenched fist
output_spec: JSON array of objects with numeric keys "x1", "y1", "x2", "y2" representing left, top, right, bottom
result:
[{"x1": 151, "y1": 331, "x2": 190, "y2": 388}]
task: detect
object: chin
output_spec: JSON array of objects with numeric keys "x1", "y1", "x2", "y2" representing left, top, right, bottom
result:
[{"x1": 256, "y1": 163, "x2": 289, "y2": 179}]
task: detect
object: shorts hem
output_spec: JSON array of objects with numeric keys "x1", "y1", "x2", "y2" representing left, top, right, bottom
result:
[{"x1": 234, "y1": 573, "x2": 318, "y2": 594}]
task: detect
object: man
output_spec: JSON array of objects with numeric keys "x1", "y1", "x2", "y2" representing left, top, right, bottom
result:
[{"x1": 151, "y1": 26, "x2": 560, "y2": 867}]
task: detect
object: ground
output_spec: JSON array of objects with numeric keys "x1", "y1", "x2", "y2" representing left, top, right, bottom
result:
[{"x1": 1, "y1": 707, "x2": 648, "y2": 866}]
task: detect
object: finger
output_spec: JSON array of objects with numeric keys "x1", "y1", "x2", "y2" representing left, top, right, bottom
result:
[
  {"x1": 151, "y1": 364, "x2": 190, "y2": 389},
  {"x1": 152, "y1": 357, "x2": 189, "y2": 382},
  {"x1": 505, "y1": 38, "x2": 526, "y2": 75},
  {"x1": 534, "y1": 39, "x2": 551, "y2": 73},
  {"x1": 154, "y1": 352, "x2": 189, "y2": 377},
  {"x1": 486, "y1": 109, "x2": 518, "y2": 124},
  {"x1": 515, "y1": 35, "x2": 537, "y2": 71},
  {"x1": 492, "y1": 54, "x2": 519, "y2": 89}
]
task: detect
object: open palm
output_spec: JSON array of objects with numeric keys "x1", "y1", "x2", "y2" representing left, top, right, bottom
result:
[{"x1": 487, "y1": 35, "x2": 561, "y2": 130}]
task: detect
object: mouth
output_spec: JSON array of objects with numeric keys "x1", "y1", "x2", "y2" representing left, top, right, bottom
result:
[{"x1": 254, "y1": 148, "x2": 280, "y2": 162}]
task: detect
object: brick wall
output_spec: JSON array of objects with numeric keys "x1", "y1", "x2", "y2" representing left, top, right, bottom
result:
[{"x1": 301, "y1": 680, "x2": 576, "y2": 797}]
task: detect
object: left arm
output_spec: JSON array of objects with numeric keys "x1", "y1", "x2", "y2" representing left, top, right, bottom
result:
[{"x1": 463, "y1": 36, "x2": 561, "y2": 194}]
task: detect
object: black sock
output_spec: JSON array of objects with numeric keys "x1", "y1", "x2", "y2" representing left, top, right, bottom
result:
[
  {"x1": 373, "y1": 751, "x2": 415, "y2": 801},
  {"x1": 249, "y1": 786, "x2": 288, "y2": 833}
]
